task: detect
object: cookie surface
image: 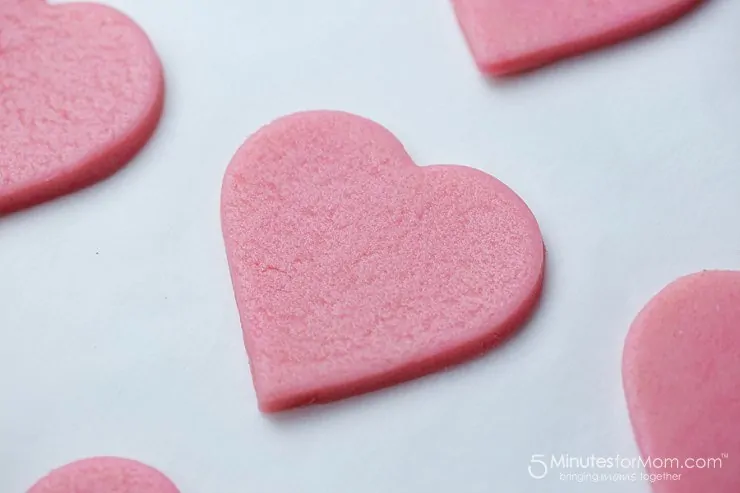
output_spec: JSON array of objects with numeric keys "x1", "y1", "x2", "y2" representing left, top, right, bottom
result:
[
  {"x1": 623, "y1": 271, "x2": 740, "y2": 493},
  {"x1": 451, "y1": 0, "x2": 703, "y2": 75},
  {"x1": 222, "y1": 111, "x2": 545, "y2": 412},
  {"x1": 27, "y1": 457, "x2": 179, "y2": 493},
  {"x1": 0, "y1": 0, "x2": 163, "y2": 213}
]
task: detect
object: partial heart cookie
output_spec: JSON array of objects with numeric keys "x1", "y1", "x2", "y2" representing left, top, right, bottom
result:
[
  {"x1": 27, "y1": 457, "x2": 180, "y2": 493},
  {"x1": 451, "y1": 0, "x2": 703, "y2": 75},
  {"x1": 0, "y1": 0, "x2": 164, "y2": 214},
  {"x1": 623, "y1": 271, "x2": 740, "y2": 493},
  {"x1": 222, "y1": 111, "x2": 545, "y2": 412}
]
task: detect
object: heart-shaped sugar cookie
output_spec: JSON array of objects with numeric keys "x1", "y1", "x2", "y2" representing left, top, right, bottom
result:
[
  {"x1": 623, "y1": 271, "x2": 740, "y2": 493},
  {"x1": 451, "y1": 0, "x2": 704, "y2": 75},
  {"x1": 27, "y1": 457, "x2": 180, "y2": 493},
  {"x1": 221, "y1": 111, "x2": 545, "y2": 412},
  {"x1": 0, "y1": 0, "x2": 163, "y2": 214}
]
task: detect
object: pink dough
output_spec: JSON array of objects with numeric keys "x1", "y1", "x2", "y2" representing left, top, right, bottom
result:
[
  {"x1": 221, "y1": 111, "x2": 545, "y2": 412},
  {"x1": 27, "y1": 457, "x2": 180, "y2": 493},
  {"x1": 623, "y1": 271, "x2": 740, "y2": 493},
  {"x1": 451, "y1": 0, "x2": 703, "y2": 75},
  {"x1": 0, "y1": 0, "x2": 163, "y2": 214}
]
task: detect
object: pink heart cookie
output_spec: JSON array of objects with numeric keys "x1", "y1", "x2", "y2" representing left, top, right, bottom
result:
[
  {"x1": 0, "y1": 0, "x2": 164, "y2": 214},
  {"x1": 451, "y1": 0, "x2": 704, "y2": 75},
  {"x1": 221, "y1": 111, "x2": 545, "y2": 412},
  {"x1": 623, "y1": 271, "x2": 740, "y2": 493},
  {"x1": 27, "y1": 457, "x2": 180, "y2": 493}
]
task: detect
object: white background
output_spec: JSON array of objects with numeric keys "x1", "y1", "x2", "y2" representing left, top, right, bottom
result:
[{"x1": 2, "y1": 0, "x2": 740, "y2": 491}]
